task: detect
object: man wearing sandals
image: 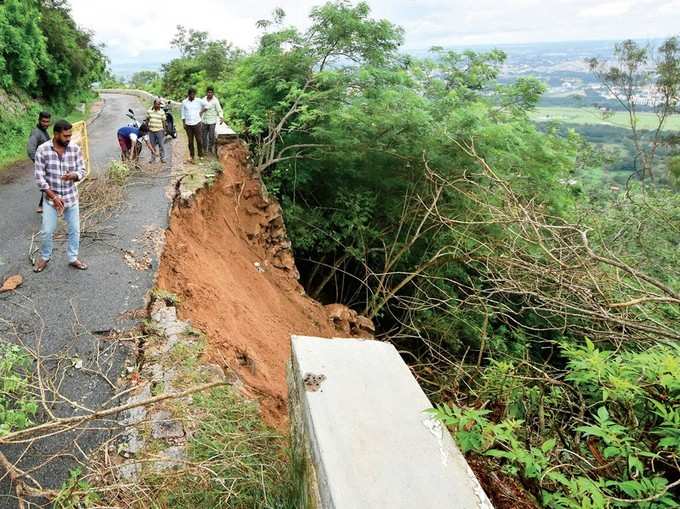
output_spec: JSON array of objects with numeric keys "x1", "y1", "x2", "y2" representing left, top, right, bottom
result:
[{"x1": 33, "y1": 119, "x2": 88, "y2": 272}]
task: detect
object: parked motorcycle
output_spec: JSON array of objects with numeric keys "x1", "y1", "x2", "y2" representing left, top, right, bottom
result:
[
  {"x1": 126, "y1": 108, "x2": 142, "y2": 128},
  {"x1": 162, "y1": 103, "x2": 177, "y2": 139}
]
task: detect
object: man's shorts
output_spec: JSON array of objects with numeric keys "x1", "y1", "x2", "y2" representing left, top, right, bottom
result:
[{"x1": 118, "y1": 134, "x2": 132, "y2": 152}]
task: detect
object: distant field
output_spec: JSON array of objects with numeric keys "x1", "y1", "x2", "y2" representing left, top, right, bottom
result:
[{"x1": 532, "y1": 107, "x2": 680, "y2": 130}]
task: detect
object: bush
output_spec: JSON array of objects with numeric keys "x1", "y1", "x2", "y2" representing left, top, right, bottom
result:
[{"x1": 432, "y1": 340, "x2": 680, "y2": 508}]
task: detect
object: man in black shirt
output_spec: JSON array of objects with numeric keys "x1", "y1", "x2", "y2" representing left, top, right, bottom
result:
[{"x1": 26, "y1": 111, "x2": 51, "y2": 213}]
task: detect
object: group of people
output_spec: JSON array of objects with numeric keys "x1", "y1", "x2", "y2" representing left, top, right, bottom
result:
[
  {"x1": 25, "y1": 86, "x2": 227, "y2": 274},
  {"x1": 180, "y1": 86, "x2": 224, "y2": 162},
  {"x1": 115, "y1": 86, "x2": 224, "y2": 165}
]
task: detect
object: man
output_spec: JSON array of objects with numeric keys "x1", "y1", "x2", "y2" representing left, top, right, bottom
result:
[
  {"x1": 33, "y1": 120, "x2": 88, "y2": 272},
  {"x1": 180, "y1": 87, "x2": 207, "y2": 163},
  {"x1": 202, "y1": 87, "x2": 224, "y2": 156},
  {"x1": 26, "y1": 111, "x2": 51, "y2": 213},
  {"x1": 146, "y1": 99, "x2": 166, "y2": 163},
  {"x1": 117, "y1": 124, "x2": 156, "y2": 163}
]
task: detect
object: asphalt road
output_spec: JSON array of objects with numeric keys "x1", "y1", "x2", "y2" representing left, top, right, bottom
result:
[{"x1": 0, "y1": 93, "x2": 175, "y2": 507}]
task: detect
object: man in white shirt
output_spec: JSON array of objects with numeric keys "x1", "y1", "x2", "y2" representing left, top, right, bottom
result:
[
  {"x1": 180, "y1": 87, "x2": 207, "y2": 162},
  {"x1": 202, "y1": 86, "x2": 224, "y2": 156}
]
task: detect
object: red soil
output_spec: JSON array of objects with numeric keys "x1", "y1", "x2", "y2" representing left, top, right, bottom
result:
[{"x1": 157, "y1": 142, "x2": 337, "y2": 427}]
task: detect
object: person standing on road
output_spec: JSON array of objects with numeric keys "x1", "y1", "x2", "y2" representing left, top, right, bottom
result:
[
  {"x1": 202, "y1": 87, "x2": 224, "y2": 156},
  {"x1": 180, "y1": 87, "x2": 206, "y2": 163},
  {"x1": 146, "y1": 99, "x2": 166, "y2": 163},
  {"x1": 26, "y1": 111, "x2": 52, "y2": 214},
  {"x1": 33, "y1": 120, "x2": 88, "y2": 272}
]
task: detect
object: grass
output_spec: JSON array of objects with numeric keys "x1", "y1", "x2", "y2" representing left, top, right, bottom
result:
[
  {"x1": 147, "y1": 387, "x2": 305, "y2": 509},
  {"x1": 150, "y1": 288, "x2": 182, "y2": 307},
  {"x1": 106, "y1": 160, "x2": 131, "y2": 184},
  {"x1": 55, "y1": 320, "x2": 307, "y2": 508},
  {"x1": 532, "y1": 106, "x2": 680, "y2": 130},
  {"x1": 0, "y1": 93, "x2": 100, "y2": 171}
]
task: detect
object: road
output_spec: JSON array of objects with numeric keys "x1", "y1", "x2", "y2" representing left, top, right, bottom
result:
[{"x1": 0, "y1": 93, "x2": 176, "y2": 507}]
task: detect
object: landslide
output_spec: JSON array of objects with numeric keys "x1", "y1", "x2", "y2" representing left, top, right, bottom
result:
[{"x1": 157, "y1": 142, "x2": 371, "y2": 426}]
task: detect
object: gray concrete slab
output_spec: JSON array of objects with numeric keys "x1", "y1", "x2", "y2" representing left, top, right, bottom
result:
[{"x1": 290, "y1": 335, "x2": 493, "y2": 509}]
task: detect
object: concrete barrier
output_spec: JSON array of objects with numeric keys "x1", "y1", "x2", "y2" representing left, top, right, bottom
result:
[
  {"x1": 97, "y1": 88, "x2": 181, "y2": 108},
  {"x1": 288, "y1": 335, "x2": 493, "y2": 509}
]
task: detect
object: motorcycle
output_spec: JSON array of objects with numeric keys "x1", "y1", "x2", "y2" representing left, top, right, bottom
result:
[
  {"x1": 162, "y1": 102, "x2": 177, "y2": 139},
  {"x1": 126, "y1": 108, "x2": 142, "y2": 128}
]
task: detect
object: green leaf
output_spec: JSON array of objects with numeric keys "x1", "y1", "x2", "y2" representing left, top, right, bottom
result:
[{"x1": 541, "y1": 438, "x2": 556, "y2": 453}]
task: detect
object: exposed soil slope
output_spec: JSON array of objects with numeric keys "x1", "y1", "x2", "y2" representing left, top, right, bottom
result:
[{"x1": 157, "y1": 142, "x2": 344, "y2": 426}]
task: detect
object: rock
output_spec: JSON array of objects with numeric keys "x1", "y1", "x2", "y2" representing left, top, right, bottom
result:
[
  {"x1": 355, "y1": 315, "x2": 376, "y2": 337},
  {"x1": 200, "y1": 363, "x2": 226, "y2": 382},
  {"x1": 151, "y1": 410, "x2": 184, "y2": 439},
  {"x1": 119, "y1": 385, "x2": 152, "y2": 426},
  {"x1": 150, "y1": 300, "x2": 176, "y2": 323},
  {"x1": 154, "y1": 446, "x2": 186, "y2": 471},
  {"x1": 118, "y1": 462, "x2": 142, "y2": 481},
  {"x1": 0, "y1": 274, "x2": 23, "y2": 293},
  {"x1": 325, "y1": 304, "x2": 375, "y2": 339},
  {"x1": 121, "y1": 429, "x2": 144, "y2": 455}
]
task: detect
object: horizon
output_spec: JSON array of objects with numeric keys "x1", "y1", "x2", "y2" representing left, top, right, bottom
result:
[{"x1": 107, "y1": 37, "x2": 667, "y2": 79}]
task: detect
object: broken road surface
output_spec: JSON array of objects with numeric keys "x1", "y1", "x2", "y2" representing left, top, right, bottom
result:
[{"x1": 0, "y1": 93, "x2": 176, "y2": 506}]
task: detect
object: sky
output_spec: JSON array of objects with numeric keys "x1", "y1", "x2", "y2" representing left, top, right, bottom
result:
[{"x1": 69, "y1": 0, "x2": 680, "y2": 72}]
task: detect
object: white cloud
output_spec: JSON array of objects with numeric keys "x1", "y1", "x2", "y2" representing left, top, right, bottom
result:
[
  {"x1": 579, "y1": 1, "x2": 633, "y2": 17},
  {"x1": 67, "y1": 0, "x2": 680, "y2": 66}
]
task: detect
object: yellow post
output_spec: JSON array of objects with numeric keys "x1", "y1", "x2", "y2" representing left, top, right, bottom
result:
[{"x1": 70, "y1": 120, "x2": 91, "y2": 180}]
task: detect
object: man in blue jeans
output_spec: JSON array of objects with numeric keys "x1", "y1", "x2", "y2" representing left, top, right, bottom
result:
[{"x1": 33, "y1": 119, "x2": 88, "y2": 272}]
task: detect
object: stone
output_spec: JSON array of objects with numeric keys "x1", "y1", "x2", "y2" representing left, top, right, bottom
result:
[
  {"x1": 119, "y1": 385, "x2": 152, "y2": 426},
  {"x1": 121, "y1": 429, "x2": 144, "y2": 455},
  {"x1": 200, "y1": 363, "x2": 226, "y2": 382},
  {"x1": 118, "y1": 462, "x2": 142, "y2": 481},
  {"x1": 154, "y1": 446, "x2": 186, "y2": 471},
  {"x1": 151, "y1": 410, "x2": 184, "y2": 439}
]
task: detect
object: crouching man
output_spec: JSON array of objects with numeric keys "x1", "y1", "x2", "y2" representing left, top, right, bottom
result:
[{"x1": 33, "y1": 120, "x2": 88, "y2": 273}]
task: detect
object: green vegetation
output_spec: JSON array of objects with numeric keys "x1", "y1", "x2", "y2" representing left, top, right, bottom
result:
[
  {"x1": 106, "y1": 160, "x2": 131, "y2": 184},
  {"x1": 54, "y1": 468, "x2": 101, "y2": 509},
  {"x1": 0, "y1": 343, "x2": 37, "y2": 436},
  {"x1": 145, "y1": 4, "x2": 679, "y2": 506},
  {"x1": 150, "y1": 288, "x2": 182, "y2": 307},
  {"x1": 0, "y1": 0, "x2": 107, "y2": 168},
  {"x1": 533, "y1": 107, "x2": 680, "y2": 130},
  {"x1": 146, "y1": 387, "x2": 303, "y2": 509},
  {"x1": 432, "y1": 340, "x2": 680, "y2": 508}
]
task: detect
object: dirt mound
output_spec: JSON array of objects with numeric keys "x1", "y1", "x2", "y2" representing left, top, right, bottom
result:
[
  {"x1": 325, "y1": 303, "x2": 375, "y2": 338},
  {"x1": 157, "y1": 142, "x2": 364, "y2": 426}
]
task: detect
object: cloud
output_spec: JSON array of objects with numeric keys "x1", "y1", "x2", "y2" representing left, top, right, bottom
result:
[
  {"x1": 67, "y1": 0, "x2": 679, "y2": 67},
  {"x1": 578, "y1": 1, "x2": 633, "y2": 17}
]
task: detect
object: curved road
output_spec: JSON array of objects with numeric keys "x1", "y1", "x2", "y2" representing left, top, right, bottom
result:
[{"x1": 0, "y1": 93, "x2": 176, "y2": 507}]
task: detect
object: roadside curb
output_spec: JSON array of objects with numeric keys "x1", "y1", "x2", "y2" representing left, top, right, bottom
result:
[{"x1": 86, "y1": 95, "x2": 106, "y2": 127}]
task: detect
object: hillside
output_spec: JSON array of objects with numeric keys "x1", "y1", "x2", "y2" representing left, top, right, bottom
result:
[{"x1": 157, "y1": 141, "x2": 372, "y2": 426}]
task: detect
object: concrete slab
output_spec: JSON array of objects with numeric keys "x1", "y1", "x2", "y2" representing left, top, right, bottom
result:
[{"x1": 290, "y1": 335, "x2": 493, "y2": 509}]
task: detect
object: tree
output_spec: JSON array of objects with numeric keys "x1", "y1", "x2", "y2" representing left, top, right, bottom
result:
[
  {"x1": 129, "y1": 70, "x2": 160, "y2": 90},
  {"x1": 589, "y1": 37, "x2": 680, "y2": 183},
  {"x1": 0, "y1": 0, "x2": 48, "y2": 91},
  {"x1": 171, "y1": 25, "x2": 209, "y2": 58}
]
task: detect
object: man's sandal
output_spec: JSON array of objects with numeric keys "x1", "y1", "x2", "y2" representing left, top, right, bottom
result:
[
  {"x1": 69, "y1": 260, "x2": 88, "y2": 270},
  {"x1": 33, "y1": 258, "x2": 49, "y2": 273}
]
